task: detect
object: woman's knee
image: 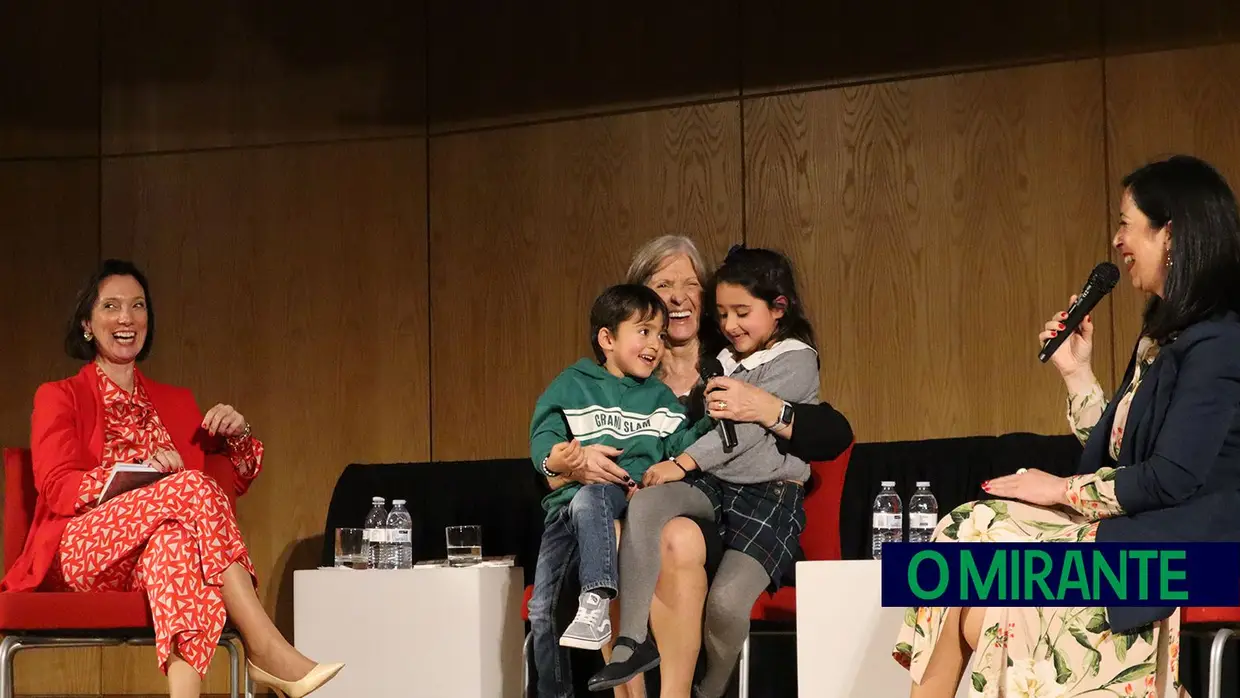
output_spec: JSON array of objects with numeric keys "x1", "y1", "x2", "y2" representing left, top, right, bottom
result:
[
  {"x1": 932, "y1": 499, "x2": 1002, "y2": 541},
  {"x1": 942, "y1": 500, "x2": 977, "y2": 521},
  {"x1": 165, "y1": 469, "x2": 227, "y2": 497},
  {"x1": 659, "y1": 517, "x2": 707, "y2": 569},
  {"x1": 164, "y1": 468, "x2": 215, "y2": 491},
  {"x1": 931, "y1": 500, "x2": 980, "y2": 537},
  {"x1": 166, "y1": 468, "x2": 207, "y2": 484},
  {"x1": 159, "y1": 470, "x2": 231, "y2": 514}
]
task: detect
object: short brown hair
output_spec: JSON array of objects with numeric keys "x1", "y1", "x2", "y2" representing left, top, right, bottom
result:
[
  {"x1": 65, "y1": 259, "x2": 156, "y2": 361},
  {"x1": 589, "y1": 284, "x2": 668, "y2": 364}
]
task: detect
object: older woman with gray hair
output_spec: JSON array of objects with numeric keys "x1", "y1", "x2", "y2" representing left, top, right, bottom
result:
[{"x1": 577, "y1": 235, "x2": 853, "y2": 696}]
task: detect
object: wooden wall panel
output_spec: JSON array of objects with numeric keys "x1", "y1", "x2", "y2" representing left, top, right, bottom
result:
[
  {"x1": 429, "y1": 104, "x2": 742, "y2": 460},
  {"x1": 1105, "y1": 0, "x2": 1240, "y2": 55},
  {"x1": 0, "y1": 162, "x2": 100, "y2": 461},
  {"x1": 100, "y1": 139, "x2": 429, "y2": 693},
  {"x1": 744, "y1": 60, "x2": 1112, "y2": 443},
  {"x1": 1104, "y1": 44, "x2": 1240, "y2": 366},
  {"x1": 100, "y1": 645, "x2": 237, "y2": 696},
  {"x1": 741, "y1": 0, "x2": 1102, "y2": 96},
  {"x1": 0, "y1": 161, "x2": 102, "y2": 695},
  {"x1": 101, "y1": 0, "x2": 426, "y2": 154},
  {"x1": 0, "y1": 0, "x2": 99, "y2": 158},
  {"x1": 427, "y1": 0, "x2": 739, "y2": 130}
]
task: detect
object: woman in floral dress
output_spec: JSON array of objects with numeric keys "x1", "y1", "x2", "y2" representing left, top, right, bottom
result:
[{"x1": 895, "y1": 155, "x2": 1240, "y2": 698}]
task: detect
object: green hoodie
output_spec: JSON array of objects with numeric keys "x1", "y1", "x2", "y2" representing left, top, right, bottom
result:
[{"x1": 529, "y1": 358, "x2": 713, "y2": 522}]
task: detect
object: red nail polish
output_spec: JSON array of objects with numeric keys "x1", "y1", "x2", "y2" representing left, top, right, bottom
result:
[
  {"x1": 1051, "y1": 331, "x2": 1058, "y2": 337},
  {"x1": 1058, "y1": 323, "x2": 1065, "y2": 330}
]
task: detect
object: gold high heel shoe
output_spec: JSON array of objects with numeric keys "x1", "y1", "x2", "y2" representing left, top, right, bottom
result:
[{"x1": 247, "y1": 661, "x2": 344, "y2": 698}]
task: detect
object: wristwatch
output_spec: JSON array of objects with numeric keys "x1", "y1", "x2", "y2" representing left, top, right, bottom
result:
[{"x1": 771, "y1": 401, "x2": 794, "y2": 430}]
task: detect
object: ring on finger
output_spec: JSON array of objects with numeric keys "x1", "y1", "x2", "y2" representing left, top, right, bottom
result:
[{"x1": 1016, "y1": 468, "x2": 1028, "y2": 475}]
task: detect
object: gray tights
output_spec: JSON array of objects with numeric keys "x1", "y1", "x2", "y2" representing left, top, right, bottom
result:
[{"x1": 611, "y1": 482, "x2": 771, "y2": 697}]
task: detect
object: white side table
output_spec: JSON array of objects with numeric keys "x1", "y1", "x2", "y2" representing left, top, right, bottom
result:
[
  {"x1": 795, "y1": 560, "x2": 969, "y2": 698},
  {"x1": 294, "y1": 566, "x2": 524, "y2": 698}
]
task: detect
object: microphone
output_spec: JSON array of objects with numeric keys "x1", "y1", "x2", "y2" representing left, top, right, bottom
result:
[
  {"x1": 700, "y1": 356, "x2": 739, "y2": 450},
  {"x1": 1038, "y1": 262, "x2": 1121, "y2": 363}
]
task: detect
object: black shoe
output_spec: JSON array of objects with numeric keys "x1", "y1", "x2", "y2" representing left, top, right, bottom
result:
[{"x1": 586, "y1": 635, "x2": 660, "y2": 691}]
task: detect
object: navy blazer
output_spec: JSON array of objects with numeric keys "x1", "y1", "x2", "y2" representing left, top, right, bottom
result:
[{"x1": 1078, "y1": 312, "x2": 1240, "y2": 632}]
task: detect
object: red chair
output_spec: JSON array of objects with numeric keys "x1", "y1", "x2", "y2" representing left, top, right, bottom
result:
[
  {"x1": 0, "y1": 448, "x2": 247, "y2": 698},
  {"x1": 1180, "y1": 605, "x2": 1240, "y2": 698},
  {"x1": 521, "y1": 583, "x2": 534, "y2": 696},
  {"x1": 737, "y1": 443, "x2": 854, "y2": 698}
]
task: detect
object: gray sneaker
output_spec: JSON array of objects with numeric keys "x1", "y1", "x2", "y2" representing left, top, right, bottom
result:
[{"x1": 559, "y1": 591, "x2": 612, "y2": 650}]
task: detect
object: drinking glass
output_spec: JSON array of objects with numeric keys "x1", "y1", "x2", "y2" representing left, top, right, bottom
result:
[
  {"x1": 334, "y1": 527, "x2": 367, "y2": 569},
  {"x1": 445, "y1": 525, "x2": 482, "y2": 567}
]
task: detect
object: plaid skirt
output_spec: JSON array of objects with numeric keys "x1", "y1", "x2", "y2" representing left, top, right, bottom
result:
[{"x1": 688, "y1": 472, "x2": 806, "y2": 591}]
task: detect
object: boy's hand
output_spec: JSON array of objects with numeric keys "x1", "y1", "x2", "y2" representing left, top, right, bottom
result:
[
  {"x1": 642, "y1": 460, "x2": 686, "y2": 487},
  {"x1": 548, "y1": 440, "x2": 587, "y2": 474}
]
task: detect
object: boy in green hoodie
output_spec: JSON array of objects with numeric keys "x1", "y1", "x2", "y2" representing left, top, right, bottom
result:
[{"x1": 528, "y1": 283, "x2": 711, "y2": 696}]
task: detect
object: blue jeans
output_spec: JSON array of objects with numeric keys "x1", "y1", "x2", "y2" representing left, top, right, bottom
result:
[{"x1": 529, "y1": 483, "x2": 629, "y2": 698}]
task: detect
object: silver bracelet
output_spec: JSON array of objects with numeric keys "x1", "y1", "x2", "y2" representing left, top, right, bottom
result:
[{"x1": 226, "y1": 422, "x2": 252, "y2": 445}]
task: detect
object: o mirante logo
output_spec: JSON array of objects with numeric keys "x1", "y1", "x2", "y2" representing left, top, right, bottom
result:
[{"x1": 881, "y1": 543, "x2": 1240, "y2": 607}]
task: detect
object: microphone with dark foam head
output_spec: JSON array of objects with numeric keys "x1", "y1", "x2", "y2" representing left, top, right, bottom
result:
[
  {"x1": 1038, "y1": 262, "x2": 1121, "y2": 363},
  {"x1": 699, "y1": 356, "x2": 739, "y2": 450}
]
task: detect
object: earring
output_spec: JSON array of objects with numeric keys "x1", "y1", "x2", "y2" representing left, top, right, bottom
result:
[
  {"x1": 1166, "y1": 249, "x2": 1173, "y2": 268},
  {"x1": 83, "y1": 330, "x2": 93, "y2": 341}
]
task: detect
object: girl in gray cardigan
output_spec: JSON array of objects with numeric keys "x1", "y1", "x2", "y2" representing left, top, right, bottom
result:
[{"x1": 590, "y1": 246, "x2": 821, "y2": 697}]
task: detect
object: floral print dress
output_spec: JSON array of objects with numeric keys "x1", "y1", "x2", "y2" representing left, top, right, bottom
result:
[{"x1": 894, "y1": 338, "x2": 1186, "y2": 697}]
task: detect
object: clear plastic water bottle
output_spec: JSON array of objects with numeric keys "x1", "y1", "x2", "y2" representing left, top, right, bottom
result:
[
  {"x1": 363, "y1": 497, "x2": 388, "y2": 569},
  {"x1": 908, "y1": 481, "x2": 939, "y2": 544},
  {"x1": 386, "y1": 500, "x2": 414, "y2": 569},
  {"x1": 871, "y1": 481, "x2": 903, "y2": 560}
]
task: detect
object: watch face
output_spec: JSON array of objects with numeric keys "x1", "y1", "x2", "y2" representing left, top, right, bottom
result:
[{"x1": 780, "y1": 404, "x2": 794, "y2": 425}]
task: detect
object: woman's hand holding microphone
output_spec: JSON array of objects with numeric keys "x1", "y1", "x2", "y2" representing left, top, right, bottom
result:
[{"x1": 1039, "y1": 294, "x2": 1100, "y2": 393}]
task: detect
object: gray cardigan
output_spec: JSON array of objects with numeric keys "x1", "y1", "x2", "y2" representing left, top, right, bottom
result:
[{"x1": 684, "y1": 339, "x2": 820, "y2": 484}]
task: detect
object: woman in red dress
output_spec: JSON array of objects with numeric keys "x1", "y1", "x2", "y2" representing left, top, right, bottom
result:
[{"x1": 0, "y1": 260, "x2": 342, "y2": 698}]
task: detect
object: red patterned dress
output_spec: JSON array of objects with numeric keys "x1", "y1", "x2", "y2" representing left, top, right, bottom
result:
[{"x1": 47, "y1": 365, "x2": 263, "y2": 676}]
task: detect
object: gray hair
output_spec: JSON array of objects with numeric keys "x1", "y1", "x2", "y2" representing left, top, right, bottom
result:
[{"x1": 625, "y1": 235, "x2": 709, "y2": 286}]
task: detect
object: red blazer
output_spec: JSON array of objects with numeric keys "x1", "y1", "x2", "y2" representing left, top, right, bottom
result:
[{"x1": 0, "y1": 364, "x2": 248, "y2": 592}]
